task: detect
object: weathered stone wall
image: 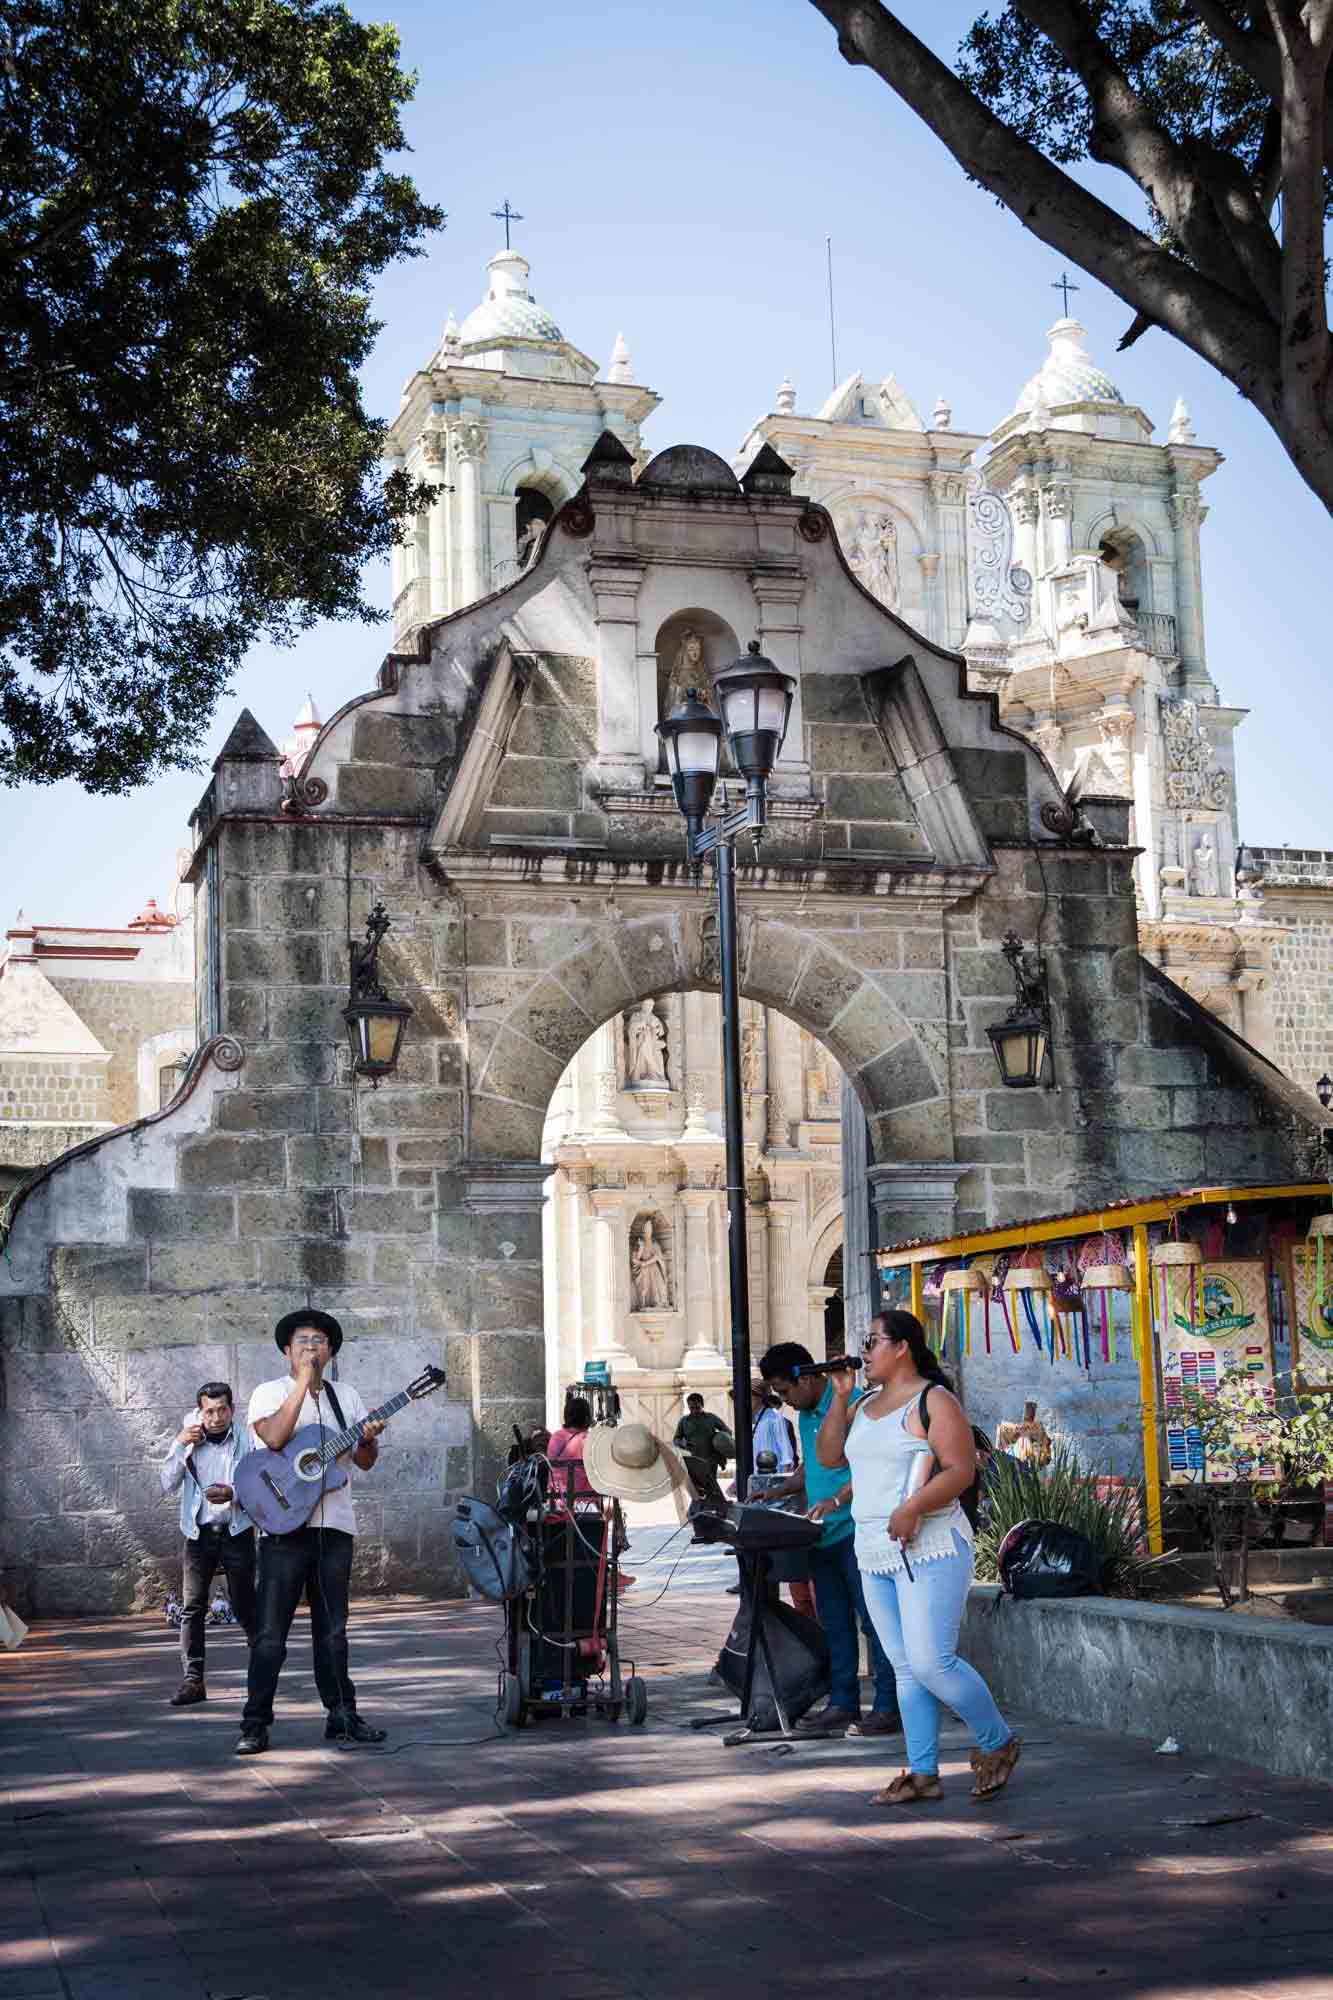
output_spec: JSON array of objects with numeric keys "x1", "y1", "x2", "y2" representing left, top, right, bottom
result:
[
  {"x1": 44, "y1": 976, "x2": 193, "y2": 1126},
  {"x1": 0, "y1": 1055, "x2": 106, "y2": 1128},
  {"x1": 1244, "y1": 850, "x2": 1333, "y2": 1092}
]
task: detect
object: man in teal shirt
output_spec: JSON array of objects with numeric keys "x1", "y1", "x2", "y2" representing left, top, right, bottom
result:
[{"x1": 759, "y1": 1342, "x2": 900, "y2": 1737}]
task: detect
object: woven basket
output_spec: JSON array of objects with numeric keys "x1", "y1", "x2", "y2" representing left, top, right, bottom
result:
[
  {"x1": 1004, "y1": 1266, "x2": 1052, "y2": 1292},
  {"x1": 1150, "y1": 1240, "x2": 1202, "y2": 1269},
  {"x1": 941, "y1": 1268, "x2": 983, "y2": 1294},
  {"x1": 1308, "y1": 1214, "x2": 1333, "y2": 1239},
  {"x1": 1081, "y1": 1262, "x2": 1133, "y2": 1292}
]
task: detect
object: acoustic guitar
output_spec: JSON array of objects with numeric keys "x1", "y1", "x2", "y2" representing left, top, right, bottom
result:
[{"x1": 234, "y1": 1365, "x2": 447, "y2": 1534}]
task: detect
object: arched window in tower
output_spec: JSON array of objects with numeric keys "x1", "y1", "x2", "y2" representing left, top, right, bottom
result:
[
  {"x1": 515, "y1": 487, "x2": 555, "y2": 570},
  {"x1": 1098, "y1": 527, "x2": 1150, "y2": 616}
]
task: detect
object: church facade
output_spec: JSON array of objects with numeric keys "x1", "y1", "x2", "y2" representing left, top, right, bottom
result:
[{"x1": 0, "y1": 240, "x2": 1327, "y2": 1613}]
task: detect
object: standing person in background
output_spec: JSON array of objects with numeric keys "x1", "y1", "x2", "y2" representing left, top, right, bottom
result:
[
  {"x1": 759, "y1": 1342, "x2": 901, "y2": 1739},
  {"x1": 160, "y1": 1382, "x2": 256, "y2": 1707},
  {"x1": 673, "y1": 1393, "x2": 734, "y2": 1512},
  {"x1": 819, "y1": 1309, "x2": 1020, "y2": 1807}
]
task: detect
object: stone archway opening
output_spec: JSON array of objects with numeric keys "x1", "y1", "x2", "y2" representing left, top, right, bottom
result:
[{"x1": 538, "y1": 987, "x2": 851, "y2": 1445}]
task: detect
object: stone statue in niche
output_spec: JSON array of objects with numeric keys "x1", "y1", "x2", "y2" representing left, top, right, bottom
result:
[
  {"x1": 630, "y1": 1217, "x2": 672, "y2": 1311},
  {"x1": 663, "y1": 627, "x2": 713, "y2": 719},
  {"x1": 1192, "y1": 832, "x2": 1220, "y2": 900},
  {"x1": 847, "y1": 513, "x2": 900, "y2": 610},
  {"x1": 625, "y1": 998, "x2": 669, "y2": 1087},
  {"x1": 740, "y1": 1019, "x2": 762, "y2": 1095}
]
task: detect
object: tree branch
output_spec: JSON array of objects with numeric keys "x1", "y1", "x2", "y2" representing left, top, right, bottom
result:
[
  {"x1": 807, "y1": 2, "x2": 1278, "y2": 399},
  {"x1": 1014, "y1": 0, "x2": 1276, "y2": 312}
]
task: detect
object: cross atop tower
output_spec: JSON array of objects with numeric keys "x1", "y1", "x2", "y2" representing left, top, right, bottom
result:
[
  {"x1": 1051, "y1": 270, "x2": 1081, "y2": 316},
  {"x1": 491, "y1": 199, "x2": 524, "y2": 250}
]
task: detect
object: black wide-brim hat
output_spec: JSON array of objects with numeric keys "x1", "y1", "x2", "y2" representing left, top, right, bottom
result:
[{"x1": 274, "y1": 1309, "x2": 344, "y2": 1355}]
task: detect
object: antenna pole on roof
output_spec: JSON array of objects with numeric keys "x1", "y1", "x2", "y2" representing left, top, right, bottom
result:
[{"x1": 826, "y1": 236, "x2": 837, "y2": 392}]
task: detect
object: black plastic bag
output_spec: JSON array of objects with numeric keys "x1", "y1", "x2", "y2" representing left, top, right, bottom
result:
[
  {"x1": 714, "y1": 1572, "x2": 830, "y2": 1729},
  {"x1": 497, "y1": 1454, "x2": 548, "y2": 1524},
  {"x1": 997, "y1": 1518, "x2": 1103, "y2": 1599}
]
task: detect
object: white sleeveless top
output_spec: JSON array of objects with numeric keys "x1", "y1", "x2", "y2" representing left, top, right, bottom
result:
[{"x1": 843, "y1": 1391, "x2": 973, "y2": 1577}]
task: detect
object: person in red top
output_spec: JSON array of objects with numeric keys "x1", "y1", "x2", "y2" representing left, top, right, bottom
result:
[{"x1": 546, "y1": 1394, "x2": 595, "y2": 1501}]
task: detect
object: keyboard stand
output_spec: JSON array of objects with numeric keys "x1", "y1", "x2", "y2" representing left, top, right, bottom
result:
[{"x1": 688, "y1": 1550, "x2": 799, "y2": 1746}]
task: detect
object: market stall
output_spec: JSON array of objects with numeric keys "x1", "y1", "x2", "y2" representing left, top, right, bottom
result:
[{"x1": 874, "y1": 1180, "x2": 1333, "y2": 1554}]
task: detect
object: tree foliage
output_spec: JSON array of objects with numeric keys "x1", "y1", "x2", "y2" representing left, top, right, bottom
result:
[
  {"x1": 808, "y1": 1, "x2": 1333, "y2": 517},
  {"x1": 0, "y1": 0, "x2": 443, "y2": 792}
]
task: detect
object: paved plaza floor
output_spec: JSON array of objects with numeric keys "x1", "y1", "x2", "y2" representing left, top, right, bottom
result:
[{"x1": 3, "y1": 1540, "x2": 1332, "y2": 2000}]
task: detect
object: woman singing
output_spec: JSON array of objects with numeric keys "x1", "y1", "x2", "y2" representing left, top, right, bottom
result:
[{"x1": 816, "y1": 1309, "x2": 1020, "y2": 1807}]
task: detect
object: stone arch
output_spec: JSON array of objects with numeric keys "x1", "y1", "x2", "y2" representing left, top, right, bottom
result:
[
  {"x1": 1096, "y1": 522, "x2": 1155, "y2": 616},
  {"x1": 466, "y1": 907, "x2": 946, "y2": 1169},
  {"x1": 495, "y1": 448, "x2": 582, "y2": 505},
  {"x1": 808, "y1": 1205, "x2": 845, "y2": 1289}
]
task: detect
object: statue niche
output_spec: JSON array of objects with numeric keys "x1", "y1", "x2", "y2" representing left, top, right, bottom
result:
[
  {"x1": 654, "y1": 608, "x2": 740, "y2": 773},
  {"x1": 629, "y1": 1212, "x2": 674, "y2": 1313},
  {"x1": 624, "y1": 998, "x2": 669, "y2": 1089}
]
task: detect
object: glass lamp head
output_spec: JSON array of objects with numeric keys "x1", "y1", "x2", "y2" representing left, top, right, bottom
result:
[
  {"x1": 712, "y1": 641, "x2": 795, "y2": 784},
  {"x1": 656, "y1": 689, "x2": 722, "y2": 829}
]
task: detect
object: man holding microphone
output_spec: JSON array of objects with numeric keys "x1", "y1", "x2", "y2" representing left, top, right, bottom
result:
[
  {"x1": 237, "y1": 1311, "x2": 387, "y2": 1756},
  {"x1": 160, "y1": 1381, "x2": 257, "y2": 1707}
]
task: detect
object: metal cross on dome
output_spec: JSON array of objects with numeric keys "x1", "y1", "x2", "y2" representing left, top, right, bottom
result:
[
  {"x1": 491, "y1": 199, "x2": 524, "y2": 249},
  {"x1": 1051, "y1": 270, "x2": 1081, "y2": 315}
]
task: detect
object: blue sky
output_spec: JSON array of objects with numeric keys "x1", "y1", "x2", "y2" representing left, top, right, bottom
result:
[{"x1": 6, "y1": 0, "x2": 1328, "y2": 925}]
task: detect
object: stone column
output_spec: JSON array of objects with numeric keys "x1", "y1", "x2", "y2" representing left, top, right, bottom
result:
[
  {"x1": 421, "y1": 428, "x2": 450, "y2": 618},
  {"x1": 449, "y1": 420, "x2": 488, "y2": 609},
  {"x1": 680, "y1": 1187, "x2": 725, "y2": 1368},
  {"x1": 917, "y1": 552, "x2": 942, "y2": 646},
  {"x1": 1040, "y1": 480, "x2": 1074, "y2": 572},
  {"x1": 927, "y1": 471, "x2": 970, "y2": 650},
  {"x1": 840, "y1": 1077, "x2": 874, "y2": 1352},
  {"x1": 1167, "y1": 483, "x2": 1208, "y2": 689},
  {"x1": 589, "y1": 1021, "x2": 627, "y2": 1136},
  {"x1": 765, "y1": 1196, "x2": 798, "y2": 1348},
  {"x1": 867, "y1": 1163, "x2": 970, "y2": 1272},
  {"x1": 588, "y1": 1188, "x2": 637, "y2": 1371},
  {"x1": 807, "y1": 1285, "x2": 835, "y2": 1357},
  {"x1": 749, "y1": 568, "x2": 810, "y2": 787},
  {"x1": 587, "y1": 558, "x2": 648, "y2": 790}
]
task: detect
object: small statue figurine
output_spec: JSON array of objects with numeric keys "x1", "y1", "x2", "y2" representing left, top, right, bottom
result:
[
  {"x1": 625, "y1": 999, "x2": 669, "y2": 1087},
  {"x1": 630, "y1": 1219, "x2": 672, "y2": 1311}
]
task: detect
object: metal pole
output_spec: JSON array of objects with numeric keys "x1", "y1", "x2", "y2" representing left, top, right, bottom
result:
[{"x1": 715, "y1": 838, "x2": 753, "y2": 1499}]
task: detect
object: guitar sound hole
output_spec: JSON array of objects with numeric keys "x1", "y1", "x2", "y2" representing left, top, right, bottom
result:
[{"x1": 294, "y1": 1450, "x2": 324, "y2": 1481}]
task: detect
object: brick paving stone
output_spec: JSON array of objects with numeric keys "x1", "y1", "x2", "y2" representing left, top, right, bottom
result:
[{"x1": 3, "y1": 1590, "x2": 1332, "y2": 2000}]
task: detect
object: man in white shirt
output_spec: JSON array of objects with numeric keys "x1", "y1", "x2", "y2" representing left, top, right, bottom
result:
[
  {"x1": 237, "y1": 1310, "x2": 386, "y2": 1756},
  {"x1": 159, "y1": 1381, "x2": 256, "y2": 1706}
]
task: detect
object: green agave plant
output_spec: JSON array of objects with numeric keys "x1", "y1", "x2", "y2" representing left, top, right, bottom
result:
[{"x1": 973, "y1": 1446, "x2": 1159, "y2": 1597}]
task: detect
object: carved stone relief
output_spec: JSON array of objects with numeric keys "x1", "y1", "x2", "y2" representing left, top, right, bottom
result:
[{"x1": 1161, "y1": 698, "x2": 1228, "y2": 809}]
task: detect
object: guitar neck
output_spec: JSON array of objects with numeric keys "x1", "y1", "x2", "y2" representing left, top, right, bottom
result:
[{"x1": 319, "y1": 1388, "x2": 411, "y2": 1464}]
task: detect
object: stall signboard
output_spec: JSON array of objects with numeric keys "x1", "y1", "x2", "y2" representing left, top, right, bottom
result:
[
  {"x1": 1291, "y1": 1245, "x2": 1333, "y2": 1389},
  {"x1": 1158, "y1": 1260, "x2": 1277, "y2": 1485}
]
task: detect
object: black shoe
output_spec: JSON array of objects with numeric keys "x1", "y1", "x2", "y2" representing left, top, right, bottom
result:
[
  {"x1": 235, "y1": 1725, "x2": 269, "y2": 1755},
  {"x1": 170, "y1": 1678, "x2": 206, "y2": 1707},
  {"x1": 325, "y1": 1710, "x2": 387, "y2": 1744}
]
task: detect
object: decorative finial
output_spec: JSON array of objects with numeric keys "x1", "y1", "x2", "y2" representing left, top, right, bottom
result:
[
  {"x1": 776, "y1": 373, "x2": 796, "y2": 415},
  {"x1": 606, "y1": 332, "x2": 633, "y2": 384},
  {"x1": 490, "y1": 199, "x2": 524, "y2": 250},
  {"x1": 1051, "y1": 270, "x2": 1080, "y2": 317},
  {"x1": 932, "y1": 392, "x2": 952, "y2": 430},
  {"x1": 439, "y1": 309, "x2": 461, "y2": 359},
  {"x1": 1168, "y1": 395, "x2": 1195, "y2": 444}
]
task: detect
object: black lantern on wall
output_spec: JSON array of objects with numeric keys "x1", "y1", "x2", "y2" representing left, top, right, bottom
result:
[
  {"x1": 343, "y1": 903, "x2": 413, "y2": 1085},
  {"x1": 986, "y1": 932, "x2": 1052, "y2": 1089}
]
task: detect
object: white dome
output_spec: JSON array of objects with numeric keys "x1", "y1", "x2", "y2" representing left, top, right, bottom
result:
[
  {"x1": 1012, "y1": 318, "x2": 1124, "y2": 418},
  {"x1": 458, "y1": 249, "x2": 564, "y2": 349}
]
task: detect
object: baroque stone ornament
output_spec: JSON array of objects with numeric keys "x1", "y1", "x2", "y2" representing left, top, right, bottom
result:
[
  {"x1": 561, "y1": 496, "x2": 594, "y2": 538},
  {"x1": 797, "y1": 507, "x2": 828, "y2": 543},
  {"x1": 844, "y1": 511, "x2": 901, "y2": 610},
  {"x1": 965, "y1": 471, "x2": 1033, "y2": 626},
  {"x1": 280, "y1": 773, "x2": 329, "y2": 816},
  {"x1": 1041, "y1": 483, "x2": 1074, "y2": 521},
  {"x1": 211, "y1": 1036, "x2": 245, "y2": 1072},
  {"x1": 1161, "y1": 697, "x2": 1229, "y2": 809}
]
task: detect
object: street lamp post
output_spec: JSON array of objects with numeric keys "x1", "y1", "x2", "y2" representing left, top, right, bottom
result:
[{"x1": 658, "y1": 642, "x2": 796, "y2": 1500}]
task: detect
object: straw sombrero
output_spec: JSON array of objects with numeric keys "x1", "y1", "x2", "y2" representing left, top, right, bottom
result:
[{"x1": 583, "y1": 1422, "x2": 687, "y2": 1503}]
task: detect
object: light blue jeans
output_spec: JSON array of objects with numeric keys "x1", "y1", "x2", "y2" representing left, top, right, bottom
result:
[{"x1": 860, "y1": 1532, "x2": 1012, "y2": 1777}]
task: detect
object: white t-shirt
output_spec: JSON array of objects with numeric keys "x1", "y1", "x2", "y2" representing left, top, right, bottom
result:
[{"x1": 247, "y1": 1374, "x2": 369, "y2": 1535}]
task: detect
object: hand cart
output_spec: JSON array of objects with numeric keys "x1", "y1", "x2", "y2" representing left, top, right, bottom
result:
[{"x1": 498, "y1": 1459, "x2": 647, "y2": 1729}]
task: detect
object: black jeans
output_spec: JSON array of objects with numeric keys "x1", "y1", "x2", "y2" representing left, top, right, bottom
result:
[
  {"x1": 180, "y1": 1526, "x2": 257, "y2": 1680},
  {"x1": 242, "y1": 1527, "x2": 357, "y2": 1727}
]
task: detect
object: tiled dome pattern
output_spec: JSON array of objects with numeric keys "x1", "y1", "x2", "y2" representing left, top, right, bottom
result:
[{"x1": 1012, "y1": 319, "x2": 1124, "y2": 415}]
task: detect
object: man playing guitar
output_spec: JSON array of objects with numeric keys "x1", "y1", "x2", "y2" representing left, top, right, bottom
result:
[{"x1": 236, "y1": 1310, "x2": 387, "y2": 1756}]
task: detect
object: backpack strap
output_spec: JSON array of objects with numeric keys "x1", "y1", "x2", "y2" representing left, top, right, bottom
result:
[{"x1": 917, "y1": 1385, "x2": 933, "y2": 1433}]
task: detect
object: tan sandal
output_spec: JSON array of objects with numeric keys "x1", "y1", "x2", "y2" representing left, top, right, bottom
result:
[
  {"x1": 870, "y1": 1770, "x2": 944, "y2": 1807},
  {"x1": 970, "y1": 1735, "x2": 1022, "y2": 1801}
]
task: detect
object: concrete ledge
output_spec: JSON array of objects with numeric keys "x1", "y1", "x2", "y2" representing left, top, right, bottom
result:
[{"x1": 961, "y1": 1583, "x2": 1333, "y2": 1785}]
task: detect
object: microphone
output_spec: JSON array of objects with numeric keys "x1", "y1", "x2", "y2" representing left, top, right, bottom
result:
[{"x1": 790, "y1": 1356, "x2": 863, "y2": 1379}]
